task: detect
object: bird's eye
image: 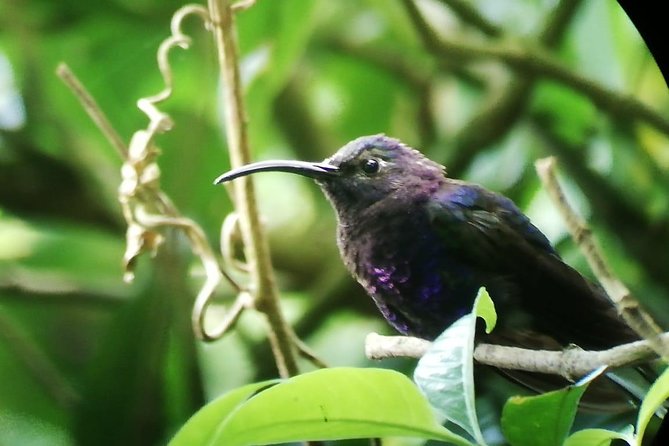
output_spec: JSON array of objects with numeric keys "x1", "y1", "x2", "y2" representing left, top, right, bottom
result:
[{"x1": 361, "y1": 158, "x2": 380, "y2": 175}]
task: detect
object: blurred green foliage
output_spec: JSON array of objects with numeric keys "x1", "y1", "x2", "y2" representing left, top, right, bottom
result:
[{"x1": 0, "y1": 0, "x2": 667, "y2": 445}]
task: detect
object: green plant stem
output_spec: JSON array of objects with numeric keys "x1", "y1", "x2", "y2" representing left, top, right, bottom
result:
[{"x1": 207, "y1": 0, "x2": 299, "y2": 378}]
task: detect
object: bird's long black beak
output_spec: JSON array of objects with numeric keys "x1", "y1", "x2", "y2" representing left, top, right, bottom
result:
[{"x1": 214, "y1": 160, "x2": 339, "y2": 184}]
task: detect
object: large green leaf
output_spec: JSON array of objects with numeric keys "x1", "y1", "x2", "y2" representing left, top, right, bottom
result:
[
  {"x1": 170, "y1": 367, "x2": 472, "y2": 446},
  {"x1": 413, "y1": 288, "x2": 495, "y2": 445},
  {"x1": 501, "y1": 368, "x2": 604, "y2": 446}
]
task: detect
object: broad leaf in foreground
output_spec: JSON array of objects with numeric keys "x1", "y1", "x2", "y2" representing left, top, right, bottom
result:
[
  {"x1": 169, "y1": 380, "x2": 280, "y2": 446},
  {"x1": 170, "y1": 367, "x2": 472, "y2": 446},
  {"x1": 501, "y1": 367, "x2": 605, "y2": 446},
  {"x1": 413, "y1": 287, "x2": 496, "y2": 446},
  {"x1": 636, "y1": 365, "x2": 669, "y2": 445}
]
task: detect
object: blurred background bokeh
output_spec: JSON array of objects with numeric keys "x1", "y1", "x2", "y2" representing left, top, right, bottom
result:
[{"x1": 0, "y1": 0, "x2": 667, "y2": 445}]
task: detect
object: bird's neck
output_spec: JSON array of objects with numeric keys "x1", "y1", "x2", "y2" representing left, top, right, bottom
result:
[{"x1": 326, "y1": 177, "x2": 444, "y2": 227}]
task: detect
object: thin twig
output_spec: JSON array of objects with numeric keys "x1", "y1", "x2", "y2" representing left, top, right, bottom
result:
[
  {"x1": 56, "y1": 63, "x2": 128, "y2": 159},
  {"x1": 436, "y1": 0, "x2": 501, "y2": 37},
  {"x1": 134, "y1": 209, "x2": 244, "y2": 340},
  {"x1": 220, "y1": 212, "x2": 250, "y2": 273},
  {"x1": 535, "y1": 157, "x2": 669, "y2": 360},
  {"x1": 231, "y1": 0, "x2": 256, "y2": 12},
  {"x1": 529, "y1": 115, "x2": 669, "y2": 288},
  {"x1": 207, "y1": 0, "x2": 299, "y2": 378},
  {"x1": 365, "y1": 332, "x2": 668, "y2": 381},
  {"x1": 137, "y1": 4, "x2": 209, "y2": 125},
  {"x1": 294, "y1": 337, "x2": 329, "y2": 369},
  {"x1": 57, "y1": 11, "x2": 244, "y2": 342},
  {"x1": 193, "y1": 290, "x2": 252, "y2": 341}
]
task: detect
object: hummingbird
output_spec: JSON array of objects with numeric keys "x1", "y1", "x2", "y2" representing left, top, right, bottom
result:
[{"x1": 214, "y1": 134, "x2": 644, "y2": 407}]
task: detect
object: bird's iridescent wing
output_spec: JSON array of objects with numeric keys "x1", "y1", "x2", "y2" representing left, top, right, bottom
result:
[{"x1": 427, "y1": 181, "x2": 637, "y2": 350}]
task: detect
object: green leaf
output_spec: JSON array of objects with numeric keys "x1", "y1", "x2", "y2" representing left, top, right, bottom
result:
[
  {"x1": 171, "y1": 367, "x2": 472, "y2": 446},
  {"x1": 564, "y1": 426, "x2": 633, "y2": 446},
  {"x1": 414, "y1": 287, "x2": 496, "y2": 445},
  {"x1": 501, "y1": 368, "x2": 603, "y2": 446},
  {"x1": 169, "y1": 380, "x2": 280, "y2": 446},
  {"x1": 474, "y1": 287, "x2": 496, "y2": 334},
  {"x1": 636, "y1": 365, "x2": 669, "y2": 443}
]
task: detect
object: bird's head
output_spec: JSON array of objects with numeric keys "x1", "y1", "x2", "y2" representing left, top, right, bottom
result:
[{"x1": 214, "y1": 134, "x2": 445, "y2": 215}]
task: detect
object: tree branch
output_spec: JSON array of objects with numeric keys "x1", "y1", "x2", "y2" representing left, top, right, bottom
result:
[
  {"x1": 407, "y1": 0, "x2": 584, "y2": 174},
  {"x1": 365, "y1": 332, "x2": 667, "y2": 380},
  {"x1": 535, "y1": 157, "x2": 669, "y2": 360},
  {"x1": 402, "y1": 0, "x2": 669, "y2": 137},
  {"x1": 529, "y1": 115, "x2": 669, "y2": 290},
  {"x1": 436, "y1": 0, "x2": 501, "y2": 37}
]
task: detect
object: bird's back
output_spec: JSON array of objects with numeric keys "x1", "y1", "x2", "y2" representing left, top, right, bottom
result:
[{"x1": 427, "y1": 180, "x2": 638, "y2": 350}]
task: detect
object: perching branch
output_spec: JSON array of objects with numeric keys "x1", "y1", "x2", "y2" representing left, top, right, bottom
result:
[
  {"x1": 366, "y1": 332, "x2": 668, "y2": 381},
  {"x1": 535, "y1": 157, "x2": 669, "y2": 360}
]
